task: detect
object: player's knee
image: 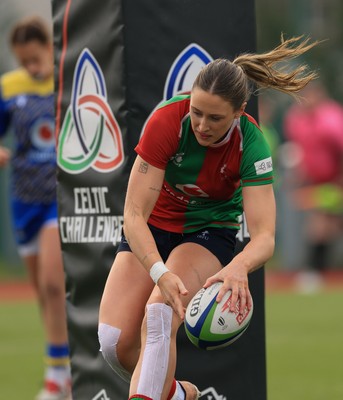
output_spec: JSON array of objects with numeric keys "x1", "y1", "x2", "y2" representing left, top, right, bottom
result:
[
  {"x1": 98, "y1": 322, "x2": 131, "y2": 382},
  {"x1": 41, "y1": 280, "x2": 64, "y2": 299}
]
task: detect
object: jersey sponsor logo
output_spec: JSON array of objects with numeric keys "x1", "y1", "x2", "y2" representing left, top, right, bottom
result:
[
  {"x1": 220, "y1": 163, "x2": 229, "y2": 180},
  {"x1": 175, "y1": 183, "x2": 209, "y2": 197},
  {"x1": 58, "y1": 48, "x2": 124, "y2": 174},
  {"x1": 164, "y1": 43, "x2": 213, "y2": 100},
  {"x1": 254, "y1": 157, "x2": 273, "y2": 175},
  {"x1": 171, "y1": 152, "x2": 185, "y2": 167},
  {"x1": 31, "y1": 118, "x2": 55, "y2": 150},
  {"x1": 28, "y1": 117, "x2": 56, "y2": 163}
]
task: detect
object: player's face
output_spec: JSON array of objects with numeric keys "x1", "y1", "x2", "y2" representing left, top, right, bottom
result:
[
  {"x1": 190, "y1": 88, "x2": 245, "y2": 146},
  {"x1": 12, "y1": 40, "x2": 53, "y2": 81}
]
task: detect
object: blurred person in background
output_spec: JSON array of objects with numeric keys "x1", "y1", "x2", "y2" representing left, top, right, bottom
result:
[
  {"x1": 283, "y1": 80, "x2": 343, "y2": 287},
  {"x1": 0, "y1": 16, "x2": 71, "y2": 400},
  {"x1": 258, "y1": 95, "x2": 283, "y2": 261},
  {"x1": 258, "y1": 95, "x2": 282, "y2": 183},
  {"x1": 258, "y1": 95, "x2": 281, "y2": 161}
]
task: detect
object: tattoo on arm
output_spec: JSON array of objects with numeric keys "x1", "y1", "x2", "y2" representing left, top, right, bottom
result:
[
  {"x1": 138, "y1": 161, "x2": 148, "y2": 174},
  {"x1": 138, "y1": 161, "x2": 161, "y2": 192}
]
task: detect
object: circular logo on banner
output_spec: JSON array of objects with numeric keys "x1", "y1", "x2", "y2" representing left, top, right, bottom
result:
[{"x1": 58, "y1": 49, "x2": 124, "y2": 174}]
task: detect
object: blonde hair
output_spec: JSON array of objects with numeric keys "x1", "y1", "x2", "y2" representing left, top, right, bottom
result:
[{"x1": 193, "y1": 35, "x2": 319, "y2": 110}]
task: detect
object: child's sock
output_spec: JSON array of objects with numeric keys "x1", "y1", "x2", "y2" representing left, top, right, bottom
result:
[{"x1": 44, "y1": 343, "x2": 71, "y2": 389}]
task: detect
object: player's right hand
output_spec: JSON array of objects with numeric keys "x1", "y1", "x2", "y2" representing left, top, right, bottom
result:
[{"x1": 158, "y1": 272, "x2": 188, "y2": 320}]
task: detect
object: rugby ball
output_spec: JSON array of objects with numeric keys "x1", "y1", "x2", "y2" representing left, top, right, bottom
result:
[{"x1": 184, "y1": 282, "x2": 253, "y2": 350}]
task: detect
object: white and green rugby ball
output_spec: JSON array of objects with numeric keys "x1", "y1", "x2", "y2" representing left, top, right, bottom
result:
[{"x1": 185, "y1": 282, "x2": 253, "y2": 350}]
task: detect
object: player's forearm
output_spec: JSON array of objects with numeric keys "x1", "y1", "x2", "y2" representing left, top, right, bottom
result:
[
  {"x1": 123, "y1": 211, "x2": 162, "y2": 272},
  {"x1": 232, "y1": 231, "x2": 275, "y2": 274}
]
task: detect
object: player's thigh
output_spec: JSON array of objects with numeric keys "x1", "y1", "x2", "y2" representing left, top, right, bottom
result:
[
  {"x1": 150, "y1": 242, "x2": 222, "y2": 307},
  {"x1": 99, "y1": 251, "x2": 154, "y2": 337}
]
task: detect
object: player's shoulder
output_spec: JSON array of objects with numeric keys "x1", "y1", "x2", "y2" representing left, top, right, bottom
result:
[
  {"x1": 1, "y1": 69, "x2": 31, "y2": 98},
  {"x1": 157, "y1": 93, "x2": 190, "y2": 114},
  {"x1": 1, "y1": 68, "x2": 28, "y2": 83},
  {"x1": 1, "y1": 68, "x2": 53, "y2": 100},
  {"x1": 239, "y1": 112, "x2": 265, "y2": 139},
  {"x1": 238, "y1": 112, "x2": 272, "y2": 155},
  {"x1": 148, "y1": 94, "x2": 191, "y2": 131},
  {"x1": 240, "y1": 112, "x2": 261, "y2": 132}
]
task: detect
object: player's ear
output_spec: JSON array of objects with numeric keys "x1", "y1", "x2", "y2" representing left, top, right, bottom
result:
[{"x1": 235, "y1": 102, "x2": 247, "y2": 118}]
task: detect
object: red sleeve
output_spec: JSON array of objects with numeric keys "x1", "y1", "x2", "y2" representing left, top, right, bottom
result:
[{"x1": 135, "y1": 100, "x2": 187, "y2": 169}]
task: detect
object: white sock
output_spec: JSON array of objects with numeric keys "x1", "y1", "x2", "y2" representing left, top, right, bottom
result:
[{"x1": 170, "y1": 381, "x2": 186, "y2": 400}]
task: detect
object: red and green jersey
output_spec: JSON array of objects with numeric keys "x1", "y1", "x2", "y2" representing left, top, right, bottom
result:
[{"x1": 135, "y1": 94, "x2": 273, "y2": 233}]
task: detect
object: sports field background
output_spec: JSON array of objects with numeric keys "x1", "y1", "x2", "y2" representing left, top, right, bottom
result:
[{"x1": 1, "y1": 268, "x2": 343, "y2": 400}]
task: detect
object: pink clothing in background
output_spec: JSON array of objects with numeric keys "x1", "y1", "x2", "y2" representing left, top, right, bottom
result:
[{"x1": 284, "y1": 100, "x2": 343, "y2": 184}]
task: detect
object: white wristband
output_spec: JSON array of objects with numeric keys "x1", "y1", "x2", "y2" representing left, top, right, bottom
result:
[{"x1": 150, "y1": 261, "x2": 169, "y2": 284}]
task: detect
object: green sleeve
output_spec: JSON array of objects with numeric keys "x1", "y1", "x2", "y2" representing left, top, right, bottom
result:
[{"x1": 239, "y1": 115, "x2": 274, "y2": 187}]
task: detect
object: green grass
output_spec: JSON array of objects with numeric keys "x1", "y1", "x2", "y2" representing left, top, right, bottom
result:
[
  {"x1": 0, "y1": 289, "x2": 342, "y2": 399},
  {"x1": 0, "y1": 259, "x2": 26, "y2": 280},
  {"x1": 266, "y1": 290, "x2": 343, "y2": 400},
  {"x1": 0, "y1": 301, "x2": 45, "y2": 399}
]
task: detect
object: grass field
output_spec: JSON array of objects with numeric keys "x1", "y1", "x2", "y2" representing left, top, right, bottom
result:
[
  {"x1": 266, "y1": 289, "x2": 343, "y2": 400},
  {"x1": 0, "y1": 301, "x2": 44, "y2": 399},
  {"x1": 0, "y1": 287, "x2": 342, "y2": 399}
]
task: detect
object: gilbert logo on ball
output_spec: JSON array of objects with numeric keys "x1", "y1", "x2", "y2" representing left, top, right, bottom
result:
[{"x1": 185, "y1": 282, "x2": 253, "y2": 350}]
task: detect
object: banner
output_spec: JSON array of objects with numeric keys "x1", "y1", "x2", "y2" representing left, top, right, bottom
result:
[{"x1": 52, "y1": 1, "x2": 266, "y2": 399}]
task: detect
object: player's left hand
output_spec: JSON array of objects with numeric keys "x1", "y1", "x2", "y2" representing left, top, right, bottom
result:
[{"x1": 203, "y1": 263, "x2": 252, "y2": 315}]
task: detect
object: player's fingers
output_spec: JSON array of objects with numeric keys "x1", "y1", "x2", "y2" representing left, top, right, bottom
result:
[
  {"x1": 203, "y1": 275, "x2": 220, "y2": 289},
  {"x1": 246, "y1": 290, "x2": 253, "y2": 311},
  {"x1": 166, "y1": 289, "x2": 185, "y2": 320},
  {"x1": 173, "y1": 297, "x2": 185, "y2": 320},
  {"x1": 216, "y1": 282, "x2": 229, "y2": 303},
  {"x1": 178, "y1": 281, "x2": 189, "y2": 297},
  {"x1": 202, "y1": 278, "x2": 212, "y2": 289},
  {"x1": 238, "y1": 288, "x2": 247, "y2": 314},
  {"x1": 229, "y1": 286, "x2": 240, "y2": 312}
]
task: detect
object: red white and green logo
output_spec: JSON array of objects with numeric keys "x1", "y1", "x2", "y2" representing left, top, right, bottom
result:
[{"x1": 58, "y1": 49, "x2": 124, "y2": 174}]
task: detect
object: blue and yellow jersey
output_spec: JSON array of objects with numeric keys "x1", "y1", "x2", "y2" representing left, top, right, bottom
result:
[{"x1": 0, "y1": 68, "x2": 56, "y2": 204}]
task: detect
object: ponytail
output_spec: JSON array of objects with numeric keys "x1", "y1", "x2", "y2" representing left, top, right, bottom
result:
[
  {"x1": 192, "y1": 35, "x2": 319, "y2": 110},
  {"x1": 233, "y1": 35, "x2": 319, "y2": 97}
]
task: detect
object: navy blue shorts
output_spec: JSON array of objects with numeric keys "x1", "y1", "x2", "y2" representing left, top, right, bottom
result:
[{"x1": 117, "y1": 224, "x2": 237, "y2": 266}]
